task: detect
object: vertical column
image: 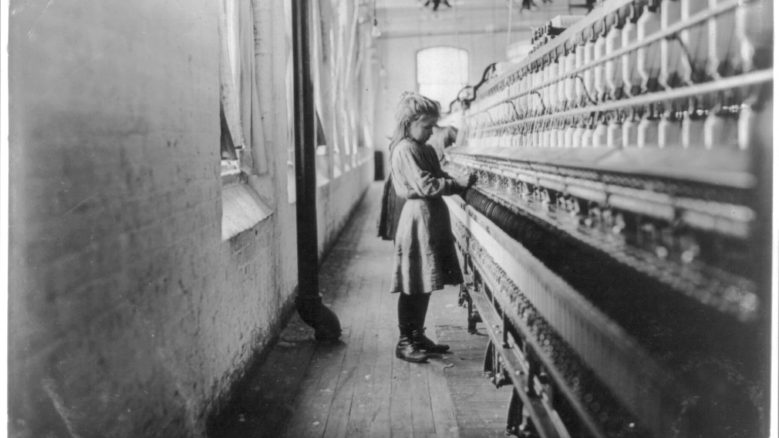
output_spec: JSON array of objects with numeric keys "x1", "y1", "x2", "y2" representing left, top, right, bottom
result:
[{"x1": 292, "y1": 0, "x2": 342, "y2": 341}]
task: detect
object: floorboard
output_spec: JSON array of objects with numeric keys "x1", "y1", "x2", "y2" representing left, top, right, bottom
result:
[{"x1": 209, "y1": 182, "x2": 511, "y2": 438}]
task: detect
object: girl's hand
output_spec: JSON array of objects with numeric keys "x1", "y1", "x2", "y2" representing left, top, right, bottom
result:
[
  {"x1": 466, "y1": 173, "x2": 477, "y2": 187},
  {"x1": 454, "y1": 172, "x2": 476, "y2": 189}
]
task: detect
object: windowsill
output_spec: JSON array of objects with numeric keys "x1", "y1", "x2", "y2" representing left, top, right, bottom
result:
[
  {"x1": 317, "y1": 175, "x2": 331, "y2": 188},
  {"x1": 221, "y1": 174, "x2": 274, "y2": 241},
  {"x1": 221, "y1": 159, "x2": 241, "y2": 181},
  {"x1": 356, "y1": 149, "x2": 372, "y2": 166},
  {"x1": 221, "y1": 171, "x2": 242, "y2": 186},
  {"x1": 287, "y1": 163, "x2": 296, "y2": 204},
  {"x1": 285, "y1": 150, "x2": 373, "y2": 205}
]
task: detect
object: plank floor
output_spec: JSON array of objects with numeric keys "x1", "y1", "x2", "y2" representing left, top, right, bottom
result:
[{"x1": 209, "y1": 182, "x2": 512, "y2": 438}]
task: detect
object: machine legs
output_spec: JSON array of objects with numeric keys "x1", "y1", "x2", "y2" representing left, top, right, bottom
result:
[{"x1": 506, "y1": 389, "x2": 539, "y2": 438}]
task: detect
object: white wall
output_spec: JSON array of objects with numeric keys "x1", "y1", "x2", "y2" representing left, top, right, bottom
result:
[
  {"x1": 7, "y1": 1, "x2": 372, "y2": 436},
  {"x1": 372, "y1": 31, "x2": 529, "y2": 175}
]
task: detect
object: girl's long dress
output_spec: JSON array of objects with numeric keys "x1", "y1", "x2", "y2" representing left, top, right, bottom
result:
[{"x1": 390, "y1": 139, "x2": 463, "y2": 295}]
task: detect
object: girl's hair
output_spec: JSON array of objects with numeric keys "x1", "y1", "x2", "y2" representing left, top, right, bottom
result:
[{"x1": 389, "y1": 92, "x2": 440, "y2": 151}]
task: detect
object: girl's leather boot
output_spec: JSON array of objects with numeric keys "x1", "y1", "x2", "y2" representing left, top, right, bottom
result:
[
  {"x1": 411, "y1": 328, "x2": 450, "y2": 354},
  {"x1": 396, "y1": 329, "x2": 428, "y2": 363}
]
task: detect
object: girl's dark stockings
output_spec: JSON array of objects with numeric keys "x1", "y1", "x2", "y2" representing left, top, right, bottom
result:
[
  {"x1": 396, "y1": 293, "x2": 450, "y2": 355},
  {"x1": 397, "y1": 293, "x2": 431, "y2": 332}
]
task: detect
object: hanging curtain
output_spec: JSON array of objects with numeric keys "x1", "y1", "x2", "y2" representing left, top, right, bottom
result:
[
  {"x1": 219, "y1": 0, "x2": 269, "y2": 174},
  {"x1": 218, "y1": 1, "x2": 244, "y2": 160},
  {"x1": 240, "y1": 0, "x2": 268, "y2": 174}
]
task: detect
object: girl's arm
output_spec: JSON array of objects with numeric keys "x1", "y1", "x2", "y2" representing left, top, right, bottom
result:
[
  {"x1": 393, "y1": 144, "x2": 463, "y2": 198},
  {"x1": 429, "y1": 147, "x2": 475, "y2": 191}
]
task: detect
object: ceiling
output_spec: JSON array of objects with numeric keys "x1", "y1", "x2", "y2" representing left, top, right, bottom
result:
[{"x1": 367, "y1": 0, "x2": 585, "y2": 39}]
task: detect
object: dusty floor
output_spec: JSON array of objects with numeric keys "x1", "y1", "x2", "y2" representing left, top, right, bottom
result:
[{"x1": 208, "y1": 183, "x2": 512, "y2": 437}]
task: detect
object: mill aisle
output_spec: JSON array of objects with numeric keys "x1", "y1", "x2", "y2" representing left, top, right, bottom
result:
[{"x1": 209, "y1": 182, "x2": 512, "y2": 438}]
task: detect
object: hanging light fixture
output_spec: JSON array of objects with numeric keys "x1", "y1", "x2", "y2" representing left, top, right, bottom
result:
[
  {"x1": 513, "y1": 0, "x2": 554, "y2": 13},
  {"x1": 520, "y1": 0, "x2": 539, "y2": 12},
  {"x1": 371, "y1": 0, "x2": 382, "y2": 37},
  {"x1": 421, "y1": 0, "x2": 452, "y2": 11}
]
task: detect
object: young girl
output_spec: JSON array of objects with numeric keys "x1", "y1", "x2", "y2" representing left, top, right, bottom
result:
[
  {"x1": 388, "y1": 92, "x2": 475, "y2": 363},
  {"x1": 377, "y1": 124, "x2": 458, "y2": 242}
]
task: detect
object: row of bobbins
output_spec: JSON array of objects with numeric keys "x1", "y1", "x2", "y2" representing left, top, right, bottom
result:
[{"x1": 466, "y1": 0, "x2": 770, "y2": 150}]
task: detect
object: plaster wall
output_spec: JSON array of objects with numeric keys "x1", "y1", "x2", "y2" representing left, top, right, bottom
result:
[
  {"x1": 7, "y1": 1, "x2": 370, "y2": 436},
  {"x1": 372, "y1": 31, "x2": 528, "y2": 172}
]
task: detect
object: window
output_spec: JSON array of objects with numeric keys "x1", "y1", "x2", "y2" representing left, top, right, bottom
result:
[
  {"x1": 219, "y1": 0, "x2": 273, "y2": 239},
  {"x1": 416, "y1": 47, "x2": 469, "y2": 111},
  {"x1": 219, "y1": 0, "x2": 269, "y2": 182},
  {"x1": 284, "y1": 0, "x2": 296, "y2": 202}
]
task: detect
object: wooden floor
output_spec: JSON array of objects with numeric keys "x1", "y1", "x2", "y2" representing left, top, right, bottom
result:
[{"x1": 209, "y1": 182, "x2": 512, "y2": 438}]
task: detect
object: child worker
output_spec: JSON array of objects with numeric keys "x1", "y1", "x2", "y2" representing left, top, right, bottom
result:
[
  {"x1": 388, "y1": 92, "x2": 476, "y2": 363},
  {"x1": 377, "y1": 124, "x2": 459, "y2": 242}
]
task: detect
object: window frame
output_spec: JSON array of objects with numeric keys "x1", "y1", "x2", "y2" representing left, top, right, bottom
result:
[
  {"x1": 415, "y1": 46, "x2": 470, "y2": 110},
  {"x1": 219, "y1": 0, "x2": 275, "y2": 240}
]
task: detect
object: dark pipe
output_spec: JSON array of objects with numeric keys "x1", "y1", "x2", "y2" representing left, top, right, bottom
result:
[
  {"x1": 291, "y1": 0, "x2": 341, "y2": 341},
  {"x1": 751, "y1": 93, "x2": 772, "y2": 433}
]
